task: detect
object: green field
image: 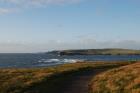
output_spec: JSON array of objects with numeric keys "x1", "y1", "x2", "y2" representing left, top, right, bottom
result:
[{"x1": 50, "y1": 49, "x2": 140, "y2": 55}]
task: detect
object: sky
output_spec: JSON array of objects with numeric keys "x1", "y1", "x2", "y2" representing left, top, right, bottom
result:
[{"x1": 0, "y1": 0, "x2": 140, "y2": 53}]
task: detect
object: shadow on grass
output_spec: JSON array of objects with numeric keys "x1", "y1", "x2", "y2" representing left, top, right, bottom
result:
[{"x1": 22, "y1": 65, "x2": 122, "y2": 93}]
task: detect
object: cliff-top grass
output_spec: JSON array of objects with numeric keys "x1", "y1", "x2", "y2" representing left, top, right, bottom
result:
[
  {"x1": 90, "y1": 62, "x2": 140, "y2": 93},
  {"x1": 0, "y1": 61, "x2": 132, "y2": 93}
]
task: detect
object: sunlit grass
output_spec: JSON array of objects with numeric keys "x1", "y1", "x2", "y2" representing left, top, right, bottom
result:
[
  {"x1": 0, "y1": 62, "x2": 132, "y2": 93},
  {"x1": 90, "y1": 62, "x2": 140, "y2": 93}
]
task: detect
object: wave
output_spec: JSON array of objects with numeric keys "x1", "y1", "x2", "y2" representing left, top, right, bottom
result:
[{"x1": 38, "y1": 58, "x2": 83, "y2": 64}]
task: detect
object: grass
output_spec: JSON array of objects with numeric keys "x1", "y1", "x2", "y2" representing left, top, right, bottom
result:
[
  {"x1": 57, "y1": 49, "x2": 140, "y2": 55},
  {"x1": 90, "y1": 62, "x2": 140, "y2": 93},
  {"x1": 0, "y1": 61, "x2": 133, "y2": 93}
]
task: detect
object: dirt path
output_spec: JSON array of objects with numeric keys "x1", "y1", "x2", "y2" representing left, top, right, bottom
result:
[
  {"x1": 25, "y1": 68, "x2": 111, "y2": 93},
  {"x1": 58, "y1": 68, "x2": 108, "y2": 93}
]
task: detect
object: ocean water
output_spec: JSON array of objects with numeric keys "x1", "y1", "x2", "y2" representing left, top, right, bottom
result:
[{"x1": 0, "y1": 53, "x2": 139, "y2": 68}]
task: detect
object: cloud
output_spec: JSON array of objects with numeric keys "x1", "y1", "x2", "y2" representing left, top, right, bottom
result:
[
  {"x1": 0, "y1": 8, "x2": 16, "y2": 14},
  {"x1": 0, "y1": 0, "x2": 81, "y2": 7},
  {"x1": 0, "y1": 40, "x2": 140, "y2": 53},
  {"x1": 0, "y1": 0, "x2": 82, "y2": 14}
]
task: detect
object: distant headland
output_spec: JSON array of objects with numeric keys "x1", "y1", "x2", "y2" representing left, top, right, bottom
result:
[{"x1": 47, "y1": 48, "x2": 140, "y2": 56}]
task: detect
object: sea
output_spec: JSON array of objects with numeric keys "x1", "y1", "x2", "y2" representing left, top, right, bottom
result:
[{"x1": 0, "y1": 53, "x2": 140, "y2": 68}]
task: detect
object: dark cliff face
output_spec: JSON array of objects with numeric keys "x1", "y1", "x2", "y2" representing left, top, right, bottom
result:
[
  {"x1": 46, "y1": 51, "x2": 60, "y2": 55},
  {"x1": 59, "y1": 52, "x2": 88, "y2": 56}
]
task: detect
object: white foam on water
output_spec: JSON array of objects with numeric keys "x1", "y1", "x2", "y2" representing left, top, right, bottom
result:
[
  {"x1": 63, "y1": 59, "x2": 80, "y2": 63},
  {"x1": 38, "y1": 58, "x2": 83, "y2": 64}
]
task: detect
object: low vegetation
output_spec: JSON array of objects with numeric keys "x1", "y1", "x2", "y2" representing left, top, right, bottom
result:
[
  {"x1": 0, "y1": 62, "x2": 131, "y2": 93},
  {"x1": 49, "y1": 48, "x2": 140, "y2": 55},
  {"x1": 90, "y1": 62, "x2": 140, "y2": 93}
]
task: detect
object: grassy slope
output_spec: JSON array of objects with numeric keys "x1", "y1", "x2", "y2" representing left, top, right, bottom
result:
[
  {"x1": 90, "y1": 62, "x2": 140, "y2": 93},
  {"x1": 0, "y1": 62, "x2": 131, "y2": 93},
  {"x1": 58, "y1": 49, "x2": 140, "y2": 55}
]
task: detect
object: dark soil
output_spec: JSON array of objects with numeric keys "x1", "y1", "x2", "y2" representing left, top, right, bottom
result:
[
  {"x1": 24, "y1": 68, "x2": 111, "y2": 93},
  {"x1": 58, "y1": 68, "x2": 108, "y2": 93}
]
